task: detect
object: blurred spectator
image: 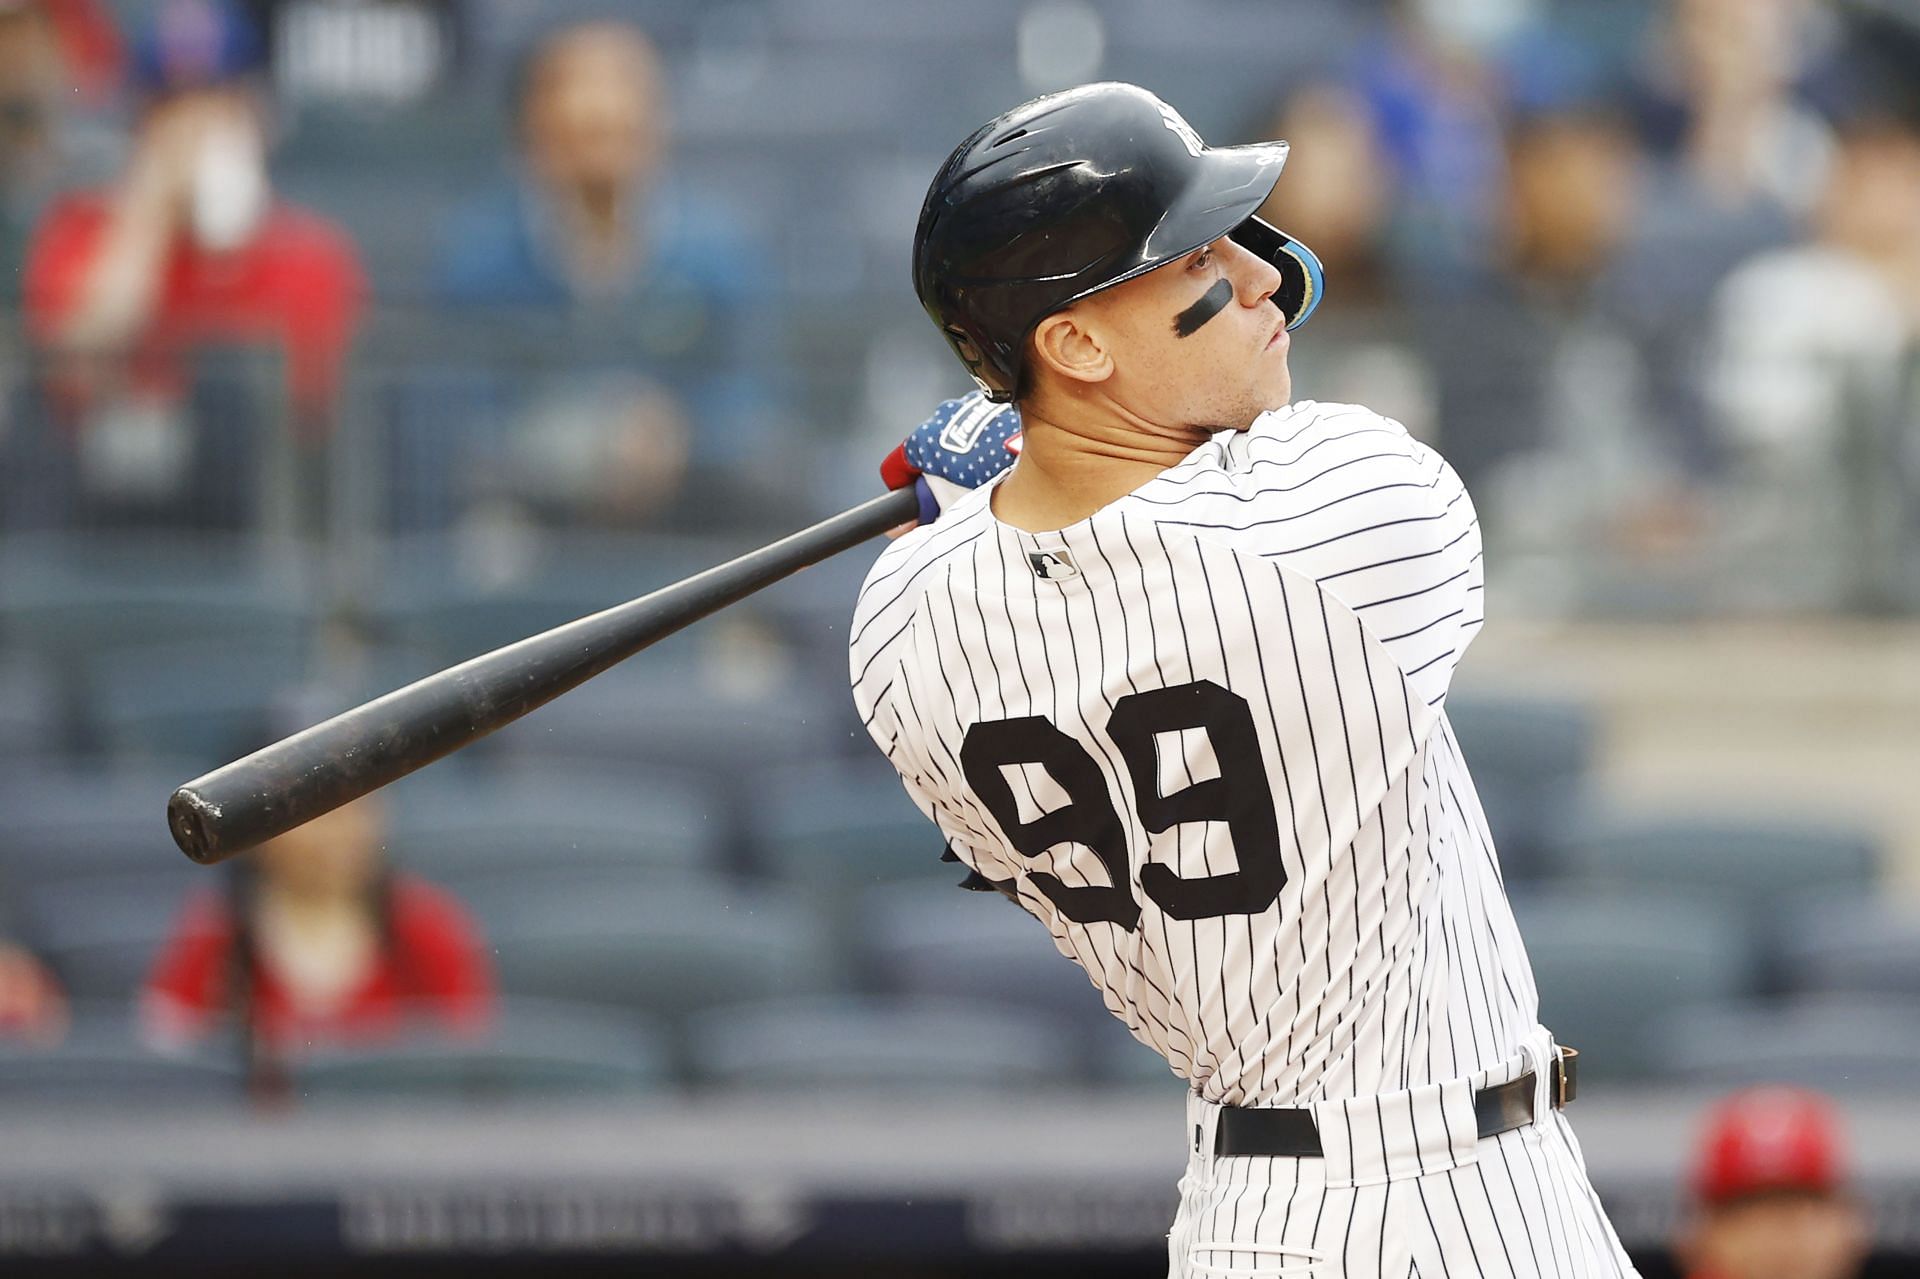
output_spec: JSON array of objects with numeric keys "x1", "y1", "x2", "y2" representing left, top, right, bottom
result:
[
  {"x1": 1423, "y1": 97, "x2": 1709, "y2": 608},
  {"x1": 0, "y1": 938, "x2": 67, "y2": 1044},
  {"x1": 21, "y1": 0, "x2": 364, "y2": 509},
  {"x1": 141, "y1": 796, "x2": 494, "y2": 1066},
  {"x1": 1612, "y1": 0, "x2": 1824, "y2": 347},
  {"x1": 1675, "y1": 1086, "x2": 1868, "y2": 1279},
  {"x1": 0, "y1": 0, "x2": 121, "y2": 300},
  {"x1": 1632, "y1": 0, "x2": 1834, "y2": 217},
  {"x1": 1703, "y1": 106, "x2": 1920, "y2": 610},
  {"x1": 431, "y1": 19, "x2": 781, "y2": 529},
  {"x1": 1253, "y1": 81, "x2": 1437, "y2": 438},
  {"x1": 1345, "y1": 0, "x2": 1526, "y2": 289}
]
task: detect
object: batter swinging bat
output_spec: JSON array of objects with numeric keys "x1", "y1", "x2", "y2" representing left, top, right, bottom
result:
[{"x1": 167, "y1": 486, "x2": 921, "y2": 865}]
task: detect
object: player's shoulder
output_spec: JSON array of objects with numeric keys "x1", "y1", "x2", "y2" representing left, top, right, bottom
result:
[
  {"x1": 851, "y1": 488, "x2": 995, "y2": 631},
  {"x1": 1145, "y1": 400, "x2": 1421, "y2": 501},
  {"x1": 1243, "y1": 399, "x2": 1412, "y2": 455}
]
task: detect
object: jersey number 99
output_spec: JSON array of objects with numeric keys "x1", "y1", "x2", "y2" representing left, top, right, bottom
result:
[{"x1": 960, "y1": 680, "x2": 1287, "y2": 930}]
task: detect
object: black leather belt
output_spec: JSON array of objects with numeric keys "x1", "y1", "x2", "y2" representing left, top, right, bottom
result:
[{"x1": 1214, "y1": 1047, "x2": 1579, "y2": 1158}]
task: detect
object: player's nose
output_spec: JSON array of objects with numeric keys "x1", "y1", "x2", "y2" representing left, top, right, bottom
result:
[{"x1": 1225, "y1": 236, "x2": 1282, "y2": 309}]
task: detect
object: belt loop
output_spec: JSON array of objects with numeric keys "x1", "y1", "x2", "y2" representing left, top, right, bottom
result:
[
  {"x1": 1555, "y1": 1046, "x2": 1579, "y2": 1109},
  {"x1": 1187, "y1": 1091, "x2": 1220, "y2": 1183},
  {"x1": 1528, "y1": 1026, "x2": 1559, "y2": 1128}
]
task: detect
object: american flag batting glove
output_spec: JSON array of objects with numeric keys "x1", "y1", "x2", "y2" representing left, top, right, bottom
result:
[{"x1": 879, "y1": 392, "x2": 1023, "y2": 526}]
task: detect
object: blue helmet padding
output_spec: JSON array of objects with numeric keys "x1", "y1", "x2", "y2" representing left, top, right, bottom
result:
[
  {"x1": 1276, "y1": 234, "x2": 1325, "y2": 331},
  {"x1": 1228, "y1": 215, "x2": 1325, "y2": 331}
]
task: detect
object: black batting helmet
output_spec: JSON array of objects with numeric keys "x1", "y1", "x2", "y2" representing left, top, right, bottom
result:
[{"x1": 912, "y1": 82, "x2": 1324, "y2": 402}]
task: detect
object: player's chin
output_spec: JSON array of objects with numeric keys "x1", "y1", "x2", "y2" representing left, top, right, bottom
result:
[{"x1": 1257, "y1": 370, "x2": 1293, "y2": 415}]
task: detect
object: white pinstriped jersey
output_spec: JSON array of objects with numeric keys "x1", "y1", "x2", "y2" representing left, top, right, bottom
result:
[{"x1": 849, "y1": 400, "x2": 1539, "y2": 1109}]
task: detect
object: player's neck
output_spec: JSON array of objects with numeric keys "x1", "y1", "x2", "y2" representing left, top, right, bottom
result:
[{"x1": 992, "y1": 400, "x2": 1208, "y2": 532}]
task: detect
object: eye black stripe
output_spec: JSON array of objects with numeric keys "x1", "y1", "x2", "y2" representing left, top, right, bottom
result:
[{"x1": 1173, "y1": 278, "x2": 1234, "y2": 337}]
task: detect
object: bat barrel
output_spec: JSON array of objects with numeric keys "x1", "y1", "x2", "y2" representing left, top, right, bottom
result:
[{"x1": 168, "y1": 486, "x2": 921, "y2": 864}]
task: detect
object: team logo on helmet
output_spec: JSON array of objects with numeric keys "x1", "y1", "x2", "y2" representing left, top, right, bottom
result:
[{"x1": 1156, "y1": 102, "x2": 1205, "y2": 158}]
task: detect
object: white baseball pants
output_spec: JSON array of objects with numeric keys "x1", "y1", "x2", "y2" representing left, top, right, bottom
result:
[{"x1": 1168, "y1": 1028, "x2": 1641, "y2": 1278}]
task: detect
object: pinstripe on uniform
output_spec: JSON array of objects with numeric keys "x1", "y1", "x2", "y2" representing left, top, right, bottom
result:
[{"x1": 849, "y1": 400, "x2": 1639, "y2": 1277}]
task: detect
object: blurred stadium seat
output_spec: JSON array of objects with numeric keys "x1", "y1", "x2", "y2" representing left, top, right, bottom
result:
[
  {"x1": 488, "y1": 660, "x2": 857, "y2": 785},
  {"x1": 0, "y1": 654, "x2": 66, "y2": 760},
  {"x1": 0, "y1": 1001, "x2": 240, "y2": 1103},
  {"x1": 18, "y1": 871, "x2": 195, "y2": 1002},
  {"x1": 384, "y1": 765, "x2": 726, "y2": 884},
  {"x1": 0, "y1": 763, "x2": 201, "y2": 882},
  {"x1": 1550, "y1": 815, "x2": 1880, "y2": 922},
  {"x1": 295, "y1": 998, "x2": 673, "y2": 1102},
  {"x1": 1781, "y1": 893, "x2": 1920, "y2": 1000},
  {"x1": 465, "y1": 871, "x2": 836, "y2": 1022},
  {"x1": 859, "y1": 881, "x2": 1114, "y2": 1036},
  {"x1": 370, "y1": 527, "x2": 727, "y2": 666},
  {"x1": 1657, "y1": 996, "x2": 1920, "y2": 1091},
  {"x1": 747, "y1": 760, "x2": 948, "y2": 885},
  {"x1": 686, "y1": 994, "x2": 1079, "y2": 1092},
  {"x1": 1510, "y1": 886, "x2": 1753, "y2": 1081},
  {"x1": 1443, "y1": 695, "x2": 1597, "y2": 882},
  {"x1": 83, "y1": 639, "x2": 307, "y2": 765},
  {"x1": 0, "y1": 536, "x2": 316, "y2": 658}
]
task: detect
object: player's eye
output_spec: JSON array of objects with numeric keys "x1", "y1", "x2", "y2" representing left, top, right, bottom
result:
[{"x1": 1189, "y1": 247, "x2": 1213, "y2": 271}]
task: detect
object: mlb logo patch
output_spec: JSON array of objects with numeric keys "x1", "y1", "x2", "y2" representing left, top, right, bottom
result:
[{"x1": 1027, "y1": 549, "x2": 1079, "y2": 581}]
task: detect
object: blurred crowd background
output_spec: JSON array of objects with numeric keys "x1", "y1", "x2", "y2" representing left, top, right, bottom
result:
[{"x1": 0, "y1": 0, "x2": 1918, "y2": 1274}]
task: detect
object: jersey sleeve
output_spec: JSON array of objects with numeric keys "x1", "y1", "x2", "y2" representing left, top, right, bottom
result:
[
  {"x1": 848, "y1": 518, "x2": 1022, "y2": 885},
  {"x1": 850, "y1": 534, "x2": 929, "y2": 772},
  {"x1": 1234, "y1": 404, "x2": 1485, "y2": 710}
]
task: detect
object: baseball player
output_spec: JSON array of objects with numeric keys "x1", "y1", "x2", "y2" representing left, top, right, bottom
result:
[{"x1": 850, "y1": 82, "x2": 1639, "y2": 1277}]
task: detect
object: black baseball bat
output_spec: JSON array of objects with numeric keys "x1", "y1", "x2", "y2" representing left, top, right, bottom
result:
[{"x1": 168, "y1": 486, "x2": 921, "y2": 865}]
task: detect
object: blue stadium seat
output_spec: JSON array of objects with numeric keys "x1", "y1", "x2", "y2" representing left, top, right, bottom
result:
[
  {"x1": 1656, "y1": 996, "x2": 1920, "y2": 1092},
  {"x1": 0, "y1": 763, "x2": 200, "y2": 882},
  {"x1": 18, "y1": 871, "x2": 197, "y2": 1002},
  {"x1": 0, "y1": 1001, "x2": 241, "y2": 1103},
  {"x1": 1781, "y1": 894, "x2": 1920, "y2": 1000},
  {"x1": 371, "y1": 529, "x2": 725, "y2": 666},
  {"x1": 1509, "y1": 887, "x2": 1753, "y2": 1080},
  {"x1": 488, "y1": 660, "x2": 853, "y2": 780},
  {"x1": 83, "y1": 640, "x2": 307, "y2": 766},
  {"x1": 0, "y1": 655, "x2": 66, "y2": 760},
  {"x1": 859, "y1": 881, "x2": 1114, "y2": 1035},
  {"x1": 0, "y1": 535, "x2": 315, "y2": 658},
  {"x1": 385, "y1": 765, "x2": 726, "y2": 883},
  {"x1": 685, "y1": 994, "x2": 1079, "y2": 1092},
  {"x1": 466, "y1": 871, "x2": 836, "y2": 1019},
  {"x1": 1551, "y1": 816, "x2": 1879, "y2": 921},
  {"x1": 294, "y1": 998, "x2": 674, "y2": 1101},
  {"x1": 747, "y1": 761, "x2": 948, "y2": 885},
  {"x1": 1443, "y1": 695, "x2": 1597, "y2": 882}
]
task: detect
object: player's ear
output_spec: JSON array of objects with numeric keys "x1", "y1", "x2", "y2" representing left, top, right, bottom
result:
[{"x1": 1030, "y1": 309, "x2": 1113, "y2": 388}]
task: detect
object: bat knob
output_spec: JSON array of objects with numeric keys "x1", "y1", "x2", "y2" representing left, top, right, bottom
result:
[{"x1": 168, "y1": 787, "x2": 222, "y2": 864}]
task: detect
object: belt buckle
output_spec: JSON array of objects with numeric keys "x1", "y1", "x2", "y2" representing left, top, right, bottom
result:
[{"x1": 1553, "y1": 1045, "x2": 1579, "y2": 1109}]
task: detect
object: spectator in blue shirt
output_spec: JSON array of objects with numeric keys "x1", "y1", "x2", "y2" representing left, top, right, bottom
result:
[{"x1": 431, "y1": 20, "x2": 784, "y2": 530}]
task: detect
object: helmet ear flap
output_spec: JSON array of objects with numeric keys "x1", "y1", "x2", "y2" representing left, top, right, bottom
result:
[
  {"x1": 1229, "y1": 216, "x2": 1326, "y2": 330},
  {"x1": 944, "y1": 327, "x2": 1016, "y2": 402}
]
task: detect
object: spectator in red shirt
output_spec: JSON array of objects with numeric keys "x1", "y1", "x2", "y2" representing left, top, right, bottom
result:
[
  {"x1": 141, "y1": 794, "x2": 494, "y2": 1065},
  {"x1": 21, "y1": 0, "x2": 363, "y2": 504},
  {"x1": 1676, "y1": 1086, "x2": 1869, "y2": 1279}
]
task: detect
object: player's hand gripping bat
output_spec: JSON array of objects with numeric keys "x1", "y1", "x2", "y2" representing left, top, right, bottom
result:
[{"x1": 167, "y1": 487, "x2": 920, "y2": 864}]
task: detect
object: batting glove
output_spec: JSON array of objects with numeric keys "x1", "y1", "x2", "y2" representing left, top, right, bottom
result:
[{"x1": 879, "y1": 392, "x2": 1023, "y2": 525}]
